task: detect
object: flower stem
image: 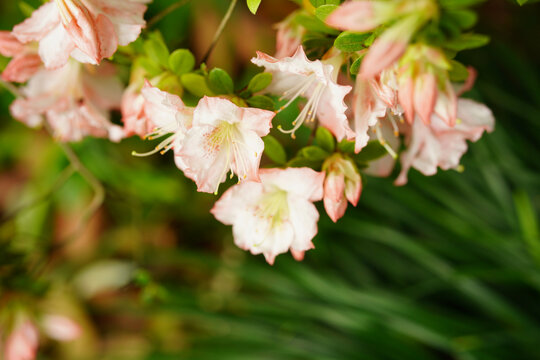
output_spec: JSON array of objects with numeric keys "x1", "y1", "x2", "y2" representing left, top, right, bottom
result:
[
  {"x1": 200, "y1": 0, "x2": 238, "y2": 65},
  {"x1": 147, "y1": 0, "x2": 191, "y2": 29}
]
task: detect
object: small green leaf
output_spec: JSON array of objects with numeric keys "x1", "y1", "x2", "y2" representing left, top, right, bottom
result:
[
  {"x1": 168, "y1": 49, "x2": 195, "y2": 76},
  {"x1": 338, "y1": 139, "x2": 355, "y2": 153},
  {"x1": 246, "y1": 95, "x2": 275, "y2": 111},
  {"x1": 144, "y1": 37, "x2": 170, "y2": 69},
  {"x1": 181, "y1": 73, "x2": 215, "y2": 98},
  {"x1": 449, "y1": 60, "x2": 470, "y2": 82},
  {"x1": 314, "y1": 4, "x2": 338, "y2": 21},
  {"x1": 315, "y1": 127, "x2": 335, "y2": 153},
  {"x1": 137, "y1": 57, "x2": 163, "y2": 77},
  {"x1": 353, "y1": 141, "x2": 387, "y2": 163},
  {"x1": 300, "y1": 146, "x2": 330, "y2": 161},
  {"x1": 445, "y1": 33, "x2": 490, "y2": 51},
  {"x1": 287, "y1": 157, "x2": 323, "y2": 169},
  {"x1": 334, "y1": 31, "x2": 371, "y2": 52},
  {"x1": 207, "y1": 68, "x2": 234, "y2": 94},
  {"x1": 247, "y1": 73, "x2": 273, "y2": 93},
  {"x1": 247, "y1": 0, "x2": 262, "y2": 14},
  {"x1": 350, "y1": 56, "x2": 362, "y2": 75},
  {"x1": 310, "y1": 0, "x2": 340, "y2": 7},
  {"x1": 263, "y1": 135, "x2": 287, "y2": 165}
]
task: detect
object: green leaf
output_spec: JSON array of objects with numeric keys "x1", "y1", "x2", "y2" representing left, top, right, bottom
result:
[
  {"x1": 439, "y1": 0, "x2": 486, "y2": 9},
  {"x1": 448, "y1": 60, "x2": 470, "y2": 82},
  {"x1": 168, "y1": 49, "x2": 195, "y2": 76},
  {"x1": 353, "y1": 141, "x2": 387, "y2": 163},
  {"x1": 293, "y1": 13, "x2": 340, "y2": 35},
  {"x1": 350, "y1": 56, "x2": 362, "y2": 75},
  {"x1": 314, "y1": 4, "x2": 339, "y2": 21},
  {"x1": 300, "y1": 146, "x2": 330, "y2": 161},
  {"x1": 247, "y1": 73, "x2": 273, "y2": 94},
  {"x1": 136, "y1": 57, "x2": 163, "y2": 77},
  {"x1": 287, "y1": 157, "x2": 323, "y2": 169},
  {"x1": 445, "y1": 33, "x2": 490, "y2": 51},
  {"x1": 334, "y1": 31, "x2": 371, "y2": 52},
  {"x1": 18, "y1": 2, "x2": 35, "y2": 17},
  {"x1": 262, "y1": 135, "x2": 287, "y2": 165},
  {"x1": 338, "y1": 139, "x2": 355, "y2": 153},
  {"x1": 144, "y1": 37, "x2": 170, "y2": 69},
  {"x1": 246, "y1": 95, "x2": 275, "y2": 111},
  {"x1": 207, "y1": 68, "x2": 234, "y2": 94},
  {"x1": 247, "y1": 0, "x2": 262, "y2": 14},
  {"x1": 310, "y1": 0, "x2": 340, "y2": 7},
  {"x1": 315, "y1": 127, "x2": 335, "y2": 153},
  {"x1": 181, "y1": 73, "x2": 215, "y2": 98}
]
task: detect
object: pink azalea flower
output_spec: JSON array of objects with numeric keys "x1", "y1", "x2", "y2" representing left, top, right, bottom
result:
[
  {"x1": 323, "y1": 154, "x2": 362, "y2": 223},
  {"x1": 12, "y1": 0, "x2": 149, "y2": 69},
  {"x1": 251, "y1": 46, "x2": 354, "y2": 141},
  {"x1": 122, "y1": 83, "x2": 153, "y2": 138},
  {"x1": 211, "y1": 167, "x2": 325, "y2": 264},
  {"x1": 326, "y1": 0, "x2": 438, "y2": 78},
  {"x1": 177, "y1": 97, "x2": 275, "y2": 194},
  {"x1": 395, "y1": 98, "x2": 495, "y2": 185},
  {"x1": 42, "y1": 315, "x2": 81, "y2": 342},
  {"x1": 4, "y1": 321, "x2": 39, "y2": 360},
  {"x1": 326, "y1": 1, "x2": 397, "y2": 33},
  {"x1": 274, "y1": 15, "x2": 305, "y2": 59},
  {"x1": 10, "y1": 59, "x2": 125, "y2": 142},
  {"x1": 0, "y1": 31, "x2": 42, "y2": 83},
  {"x1": 132, "y1": 81, "x2": 193, "y2": 164}
]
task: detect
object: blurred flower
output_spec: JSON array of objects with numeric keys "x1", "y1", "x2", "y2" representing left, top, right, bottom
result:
[
  {"x1": 398, "y1": 45, "x2": 457, "y2": 126},
  {"x1": 274, "y1": 13, "x2": 305, "y2": 59},
  {"x1": 41, "y1": 315, "x2": 81, "y2": 342},
  {"x1": 212, "y1": 167, "x2": 324, "y2": 264},
  {"x1": 326, "y1": 0, "x2": 438, "y2": 78},
  {"x1": 10, "y1": 59, "x2": 124, "y2": 142},
  {"x1": 0, "y1": 31, "x2": 42, "y2": 83},
  {"x1": 323, "y1": 154, "x2": 362, "y2": 223},
  {"x1": 4, "y1": 321, "x2": 39, "y2": 360},
  {"x1": 396, "y1": 98, "x2": 495, "y2": 185},
  {"x1": 177, "y1": 97, "x2": 274, "y2": 194},
  {"x1": 12, "y1": 0, "x2": 149, "y2": 68},
  {"x1": 252, "y1": 46, "x2": 354, "y2": 141}
]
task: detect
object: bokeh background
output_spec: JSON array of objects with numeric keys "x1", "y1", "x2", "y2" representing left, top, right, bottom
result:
[{"x1": 1, "y1": 0, "x2": 540, "y2": 359}]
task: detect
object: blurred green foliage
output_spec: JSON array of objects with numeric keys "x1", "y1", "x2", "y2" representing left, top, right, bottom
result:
[{"x1": 0, "y1": 0, "x2": 539, "y2": 359}]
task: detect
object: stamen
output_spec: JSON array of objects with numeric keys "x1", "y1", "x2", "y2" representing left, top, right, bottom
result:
[{"x1": 375, "y1": 126, "x2": 397, "y2": 159}]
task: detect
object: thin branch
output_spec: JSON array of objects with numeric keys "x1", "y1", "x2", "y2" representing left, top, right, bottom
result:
[
  {"x1": 1, "y1": 165, "x2": 75, "y2": 224},
  {"x1": 200, "y1": 0, "x2": 238, "y2": 65},
  {"x1": 147, "y1": 0, "x2": 192, "y2": 29},
  {"x1": 0, "y1": 78, "x2": 105, "y2": 238}
]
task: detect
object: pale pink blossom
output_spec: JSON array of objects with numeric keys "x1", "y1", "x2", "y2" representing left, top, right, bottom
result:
[
  {"x1": 4, "y1": 321, "x2": 39, "y2": 360},
  {"x1": 396, "y1": 98, "x2": 495, "y2": 185},
  {"x1": 327, "y1": 1, "x2": 437, "y2": 78},
  {"x1": 122, "y1": 82, "x2": 155, "y2": 138},
  {"x1": 325, "y1": 1, "x2": 397, "y2": 33},
  {"x1": 177, "y1": 97, "x2": 274, "y2": 194},
  {"x1": 0, "y1": 31, "x2": 42, "y2": 83},
  {"x1": 10, "y1": 59, "x2": 124, "y2": 142},
  {"x1": 42, "y1": 315, "x2": 81, "y2": 342},
  {"x1": 12, "y1": 0, "x2": 149, "y2": 69},
  {"x1": 274, "y1": 16, "x2": 305, "y2": 59},
  {"x1": 132, "y1": 81, "x2": 194, "y2": 165},
  {"x1": 323, "y1": 154, "x2": 362, "y2": 223},
  {"x1": 251, "y1": 47, "x2": 354, "y2": 141},
  {"x1": 211, "y1": 168, "x2": 325, "y2": 264}
]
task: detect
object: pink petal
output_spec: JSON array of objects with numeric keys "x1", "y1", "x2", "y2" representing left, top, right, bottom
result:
[
  {"x1": 13, "y1": 2, "x2": 60, "y2": 43},
  {"x1": 325, "y1": 1, "x2": 378, "y2": 32},
  {"x1": 414, "y1": 72, "x2": 437, "y2": 125},
  {"x1": 42, "y1": 315, "x2": 82, "y2": 342},
  {"x1": 2, "y1": 54, "x2": 42, "y2": 83}
]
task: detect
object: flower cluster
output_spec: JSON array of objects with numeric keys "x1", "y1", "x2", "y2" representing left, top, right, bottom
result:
[{"x1": 0, "y1": 0, "x2": 494, "y2": 271}]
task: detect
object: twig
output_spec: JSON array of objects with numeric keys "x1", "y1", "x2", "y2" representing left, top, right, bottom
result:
[
  {"x1": 147, "y1": 0, "x2": 192, "y2": 29},
  {"x1": 0, "y1": 78, "x2": 105, "y2": 240},
  {"x1": 200, "y1": 0, "x2": 238, "y2": 65},
  {"x1": 1, "y1": 165, "x2": 75, "y2": 224}
]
